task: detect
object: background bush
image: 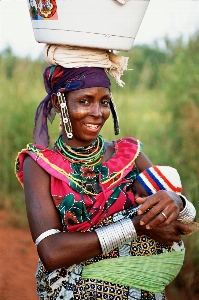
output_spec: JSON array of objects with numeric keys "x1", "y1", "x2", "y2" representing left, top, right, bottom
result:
[{"x1": 0, "y1": 32, "x2": 198, "y2": 298}]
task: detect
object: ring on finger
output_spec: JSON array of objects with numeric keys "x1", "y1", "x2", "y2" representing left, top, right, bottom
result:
[{"x1": 161, "y1": 212, "x2": 167, "y2": 220}]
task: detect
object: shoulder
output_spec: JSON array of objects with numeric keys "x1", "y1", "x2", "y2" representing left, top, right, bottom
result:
[
  {"x1": 115, "y1": 137, "x2": 152, "y2": 171},
  {"x1": 15, "y1": 143, "x2": 53, "y2": 187},
  {"x1": 23, "y1": 154, "x2": 51, "y2": 188},
  {"x1": 16, "y1": 143, "x2": 50, "y2": 170},
  {"x1": 116, "y1": 136, "x2": 141, "y2": 144},
  {"x1": 103, "y1": 136, "x2": 141, "y2": 162},
  {"x1": 115, "y1": 136, "x2": 142, "y2": 153}
]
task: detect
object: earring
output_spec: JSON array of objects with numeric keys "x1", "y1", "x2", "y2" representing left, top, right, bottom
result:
[
  {"x1": 58, "y1": 113, "x2": 62, "y2": 130},
  {"x1": 57, "y1": 92, "x2": 73, "y2": 139},
  {"x1": 110, "y1": 94, "x2": 120, "y2": 135}
]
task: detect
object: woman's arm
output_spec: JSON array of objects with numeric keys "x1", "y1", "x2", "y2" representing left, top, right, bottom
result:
[
  {"x1": 23, "y1": 156, "x2": 102, "y2": 271},
  {"x1": 135, "y1": 152, "x2": 153, "y2": 171}
]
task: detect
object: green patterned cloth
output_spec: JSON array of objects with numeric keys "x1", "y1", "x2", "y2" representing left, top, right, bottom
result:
[{"x1": 82, "y1": 250, "x2": 185, "y2": 293}]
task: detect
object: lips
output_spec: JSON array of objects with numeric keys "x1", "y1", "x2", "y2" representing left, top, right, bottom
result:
[{"x1": 84, "y1": 123, "x2": 100, "y2": 130}]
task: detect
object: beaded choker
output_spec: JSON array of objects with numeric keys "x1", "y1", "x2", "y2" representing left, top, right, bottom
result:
[{"x1": 55, "y1": 135, "x2": 105, "y2": 166}]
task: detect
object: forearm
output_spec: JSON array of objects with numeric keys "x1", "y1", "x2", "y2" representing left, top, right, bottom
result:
[
  {"x1": 37, "y1": 230, "x2": 101, "y2": 272},
  {"x1": 36, "y1": 213, "x2": 187, "y2": 272},
  {"x1": 37, "y1": 216, "x2": 147, "y2": 271}
]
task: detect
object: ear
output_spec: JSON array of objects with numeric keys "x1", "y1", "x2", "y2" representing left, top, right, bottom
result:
[{"x1": 51, "y1": 93, "x2": 61, "y2": 113}]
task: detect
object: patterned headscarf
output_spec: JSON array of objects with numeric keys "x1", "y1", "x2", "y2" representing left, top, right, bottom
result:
[{"x1": 34, "y1": 66, "x2": 111, "y2": 147}]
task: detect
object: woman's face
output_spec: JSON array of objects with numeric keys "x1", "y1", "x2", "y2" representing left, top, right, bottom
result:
[{"x1": 62, "y1": 87, "x2": 111, "y2": 147}]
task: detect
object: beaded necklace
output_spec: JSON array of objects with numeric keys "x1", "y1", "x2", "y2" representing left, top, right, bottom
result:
[
  {"x1": 55, "y1": 135, "x2": 105, "y2": 166},
  {"x1": 55, "y1": 135, "x2": 105, "y2": 194}
]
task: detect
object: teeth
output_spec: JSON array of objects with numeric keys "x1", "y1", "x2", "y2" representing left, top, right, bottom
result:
[{"x1": 85, "y1": 124, "x2": 99, "y2": 129}]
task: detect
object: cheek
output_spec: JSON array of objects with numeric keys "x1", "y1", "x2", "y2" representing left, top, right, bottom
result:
[
  {"x1": 68, "y1": 104, "x2": 89, "y2": 120},
  {"x1": 103, "y1": 108, "x2": 111, "y2": 121},
  {"x1": 72, "y1": 109, "x2": 88, "y2": 120}
]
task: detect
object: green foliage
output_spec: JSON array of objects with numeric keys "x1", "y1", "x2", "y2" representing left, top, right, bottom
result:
[
  {"x1": 161, "y1": 32, "x2": 199, "y2": 198},
  {"x1": 110, "y1": 44, "x2": 168, "y2": 93},
  {"x1": 0, "y1": 46, "x2": 17, "y2": 78},
  {"x1": 0, "y1": 47, "x2": 48, "y2": 200}
]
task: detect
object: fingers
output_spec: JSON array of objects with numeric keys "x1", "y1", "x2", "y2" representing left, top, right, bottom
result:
[
  {"x1": 137, "y1": 191, "x2": 181, "y2": 229},
  {"x1": 172, "y1": 235, "x2": 182, "y2": 243},
  {"x1": 135, "y1": 197, "x2": 147, "y2": 207},
  {"x1": 147, "y1": 223, "x2": 182, "y2": 245},
  {"x1": 137, "y1": 196, "x2": 156, "y2": 215},
  {"x1": 177, "y1": 222, "x2": 190, "y2": 235},
  {"x1": 141, "y1": 211, "x2": 169, "y2": 229},
  {"x1": 140, "y1": 208, "x2": 179, "y2": 229},
  {"x1": 137, "y1": 192, "x2": 169, "y2": 216},
  {"x1": 139, "y1": 203, "x2": 175, "y2": 228}
]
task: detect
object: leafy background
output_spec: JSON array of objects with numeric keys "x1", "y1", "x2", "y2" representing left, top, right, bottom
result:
[{"x1": 0, "y1": 31, "x2": 199, "y2": 299}]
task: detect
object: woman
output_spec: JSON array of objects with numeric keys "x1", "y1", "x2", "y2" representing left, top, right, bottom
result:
[{"x1": 15, "y1": 65, "x2": 195, "y2": 299}]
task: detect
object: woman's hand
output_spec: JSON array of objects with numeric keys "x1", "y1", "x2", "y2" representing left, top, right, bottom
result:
[
  {"x1": 136, "y1": 190, "x2": 184, "y2": 229},
  {"x1": 145, "y1": 220, "x2": 190, "y2": 246},
  {"x1": 132, "y1": 215, "x2": 190, "y2": 246}
]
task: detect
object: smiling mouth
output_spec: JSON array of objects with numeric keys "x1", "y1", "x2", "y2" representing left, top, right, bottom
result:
[{"x1": 84, "y1": 123, "x2": 100, "y2": 130}]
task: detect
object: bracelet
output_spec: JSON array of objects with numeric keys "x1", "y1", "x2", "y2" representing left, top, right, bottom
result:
[
  {"x1": 35, "y1": 229, "x2": 61, "y2": 246},
  {"x1": 95, "y1": 218, "x2": 137, "y2": 255},
  {"x1": 178, "y1": 196, "x2": 196, "y2": 221}
]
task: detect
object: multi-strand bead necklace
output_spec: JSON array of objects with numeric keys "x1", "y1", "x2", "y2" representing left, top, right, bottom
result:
[
  {"x1": 54, "y1": 135, "x2": 105, "y2": 194},
  {"x1": 55, "y1": 135, "x2": 105, "y2": 166}
]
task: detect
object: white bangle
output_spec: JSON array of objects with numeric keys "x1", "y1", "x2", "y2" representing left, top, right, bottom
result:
[
  {"x1": 35, "y1": 229, "x2": 61, "y2": 246},
  {"x1": 95, "y1": 218, "x2": 137, "y2": 255},
  {"x1": 178, "y1": 196, "x2": 196, "y2": 221}
]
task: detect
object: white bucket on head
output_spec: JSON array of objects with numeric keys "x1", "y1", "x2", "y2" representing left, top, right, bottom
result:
[{"x1": 27, "y1": 0, "x2": 150, "y2": 51}]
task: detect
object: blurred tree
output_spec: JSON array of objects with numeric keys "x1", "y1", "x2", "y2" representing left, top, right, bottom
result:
[
  {"x1": 110, "y1": 44, "x2": 167, "y2": 92},
  {"x1": 0, "y1": 46, "x2": 17, "y2": 78},
  {"x1": 162, "y1": 31, "x2": 199, "y2": 196}
]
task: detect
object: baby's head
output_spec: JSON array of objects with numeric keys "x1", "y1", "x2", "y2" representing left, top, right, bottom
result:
[{"x1": 132, "y1": 166, "x2": 182, "y2": 199}]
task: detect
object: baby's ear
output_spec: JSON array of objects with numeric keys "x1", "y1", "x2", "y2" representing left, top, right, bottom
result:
[{"x1": 51, "y1": 93, "x2": 61, "y2": 113}]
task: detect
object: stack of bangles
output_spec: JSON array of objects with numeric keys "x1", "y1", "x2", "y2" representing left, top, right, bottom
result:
[
  {"x1": 178, "y1": 196, "x2": 196, "y2": 221},
  {"x1": 95, "y1": 218, "x2": 137, "y2": 254}
]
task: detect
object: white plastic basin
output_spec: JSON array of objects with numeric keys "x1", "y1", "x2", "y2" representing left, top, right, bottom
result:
[{"x1": 27, "y1": 0, "x2": 150, "y2": 51}]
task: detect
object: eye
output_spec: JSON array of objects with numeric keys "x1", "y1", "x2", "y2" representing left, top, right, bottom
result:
[
  {"x1": 78, "y1": 99, "x2": 90, "y2": 105},
  {"x1": 101, "y1": 99, "x2": 110, "y2": 106},
  {"x1": 131, "y1": 184, "x2": 137, "y2": 195}
]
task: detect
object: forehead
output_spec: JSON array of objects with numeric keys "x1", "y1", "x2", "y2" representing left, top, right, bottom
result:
[
  {"x1": 66, "y1": 87, "x2": 110, "y2": 99},
  {"x1": 134, "y1": 179, "x2": 150, "y2": 196}
]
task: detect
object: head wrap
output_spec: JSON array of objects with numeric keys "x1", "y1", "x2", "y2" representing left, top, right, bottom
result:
[
  {"x1": 34, "y1": 66, "x2": 111, "y2": 147},
  {"x1": 136, "y1": 166, "x2": 182, "y2": 195},
  {"x1": 44, "y1": 45, "x2": 128, "y2": 87}
]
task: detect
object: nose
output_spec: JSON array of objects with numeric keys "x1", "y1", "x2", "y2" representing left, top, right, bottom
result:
[
  {"x1": 134, "y1": 193, "x2": 139, "y2": 200},
  {"x1": 90, "y1": 103, "x2": 102, "y2": 117}
]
